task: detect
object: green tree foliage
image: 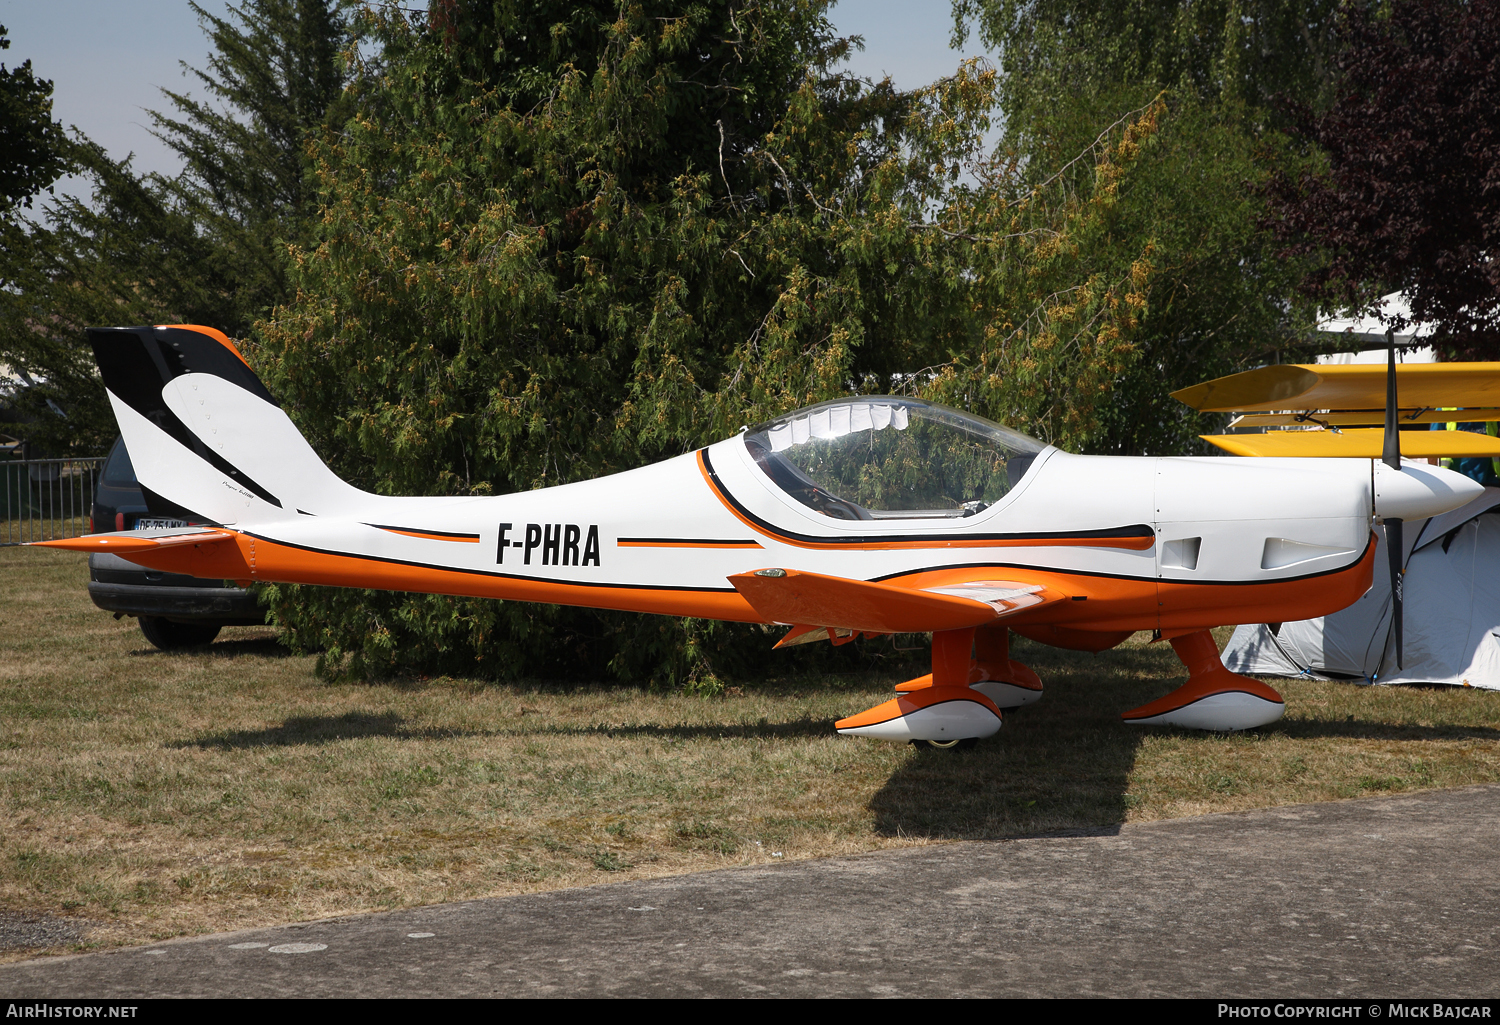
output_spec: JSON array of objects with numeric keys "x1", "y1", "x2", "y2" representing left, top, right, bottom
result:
[
  {"x1": 0, "y1": 146, "x2": 189, "y2": 453},
  {"x1": 151, "y1": 0, "x2": 351, "y2": 337},
  {"x1": 0, "y1": 22, "x2": 64, "y2": 444},
  {"x1": 254, "y1": 0, "x2": 1159, "y2": 686},
  {"x1": 952, "y1": 0, "x2": 1343, "y2": 117},
  {"x1": 0, "y1": 2, "x2": 348, "y2": 455},
  {"x1": 0, "y1": 26, "x2": 126, "y2": 452},
  {"x1": 952, "y1": 1, "x2": 1334, "y2": 455}
]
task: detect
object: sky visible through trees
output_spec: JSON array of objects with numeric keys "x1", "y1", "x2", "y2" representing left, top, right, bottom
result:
[{"x1": 0, "y1": 0, "x2": 991, "y2": 197}]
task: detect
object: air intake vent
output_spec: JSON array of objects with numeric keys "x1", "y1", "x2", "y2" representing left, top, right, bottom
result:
[
  {"x1": 1260, "y1": 537, "x2": 1353, "y2": 570},
  {"x1": 1162, "y1": 537, "x2": 1201, "y2": 570}
]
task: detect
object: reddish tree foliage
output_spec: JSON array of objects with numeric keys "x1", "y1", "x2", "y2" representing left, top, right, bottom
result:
[{"x1": 1267, "y1": 0, "x2": 1500, "y2": 359}]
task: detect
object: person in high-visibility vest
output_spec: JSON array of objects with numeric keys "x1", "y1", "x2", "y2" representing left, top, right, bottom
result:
[{"x1": 1438, "y1": 417, "x2": 1500, "y2": 487}]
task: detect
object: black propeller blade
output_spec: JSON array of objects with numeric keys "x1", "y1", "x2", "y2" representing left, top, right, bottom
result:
[
  {"x1": 1383, "y1": 329, "x2": 1402, "y2": 473},
  {"x1": 1383, "y1": 329, "x2": 1404, "y2": 669},
  {"x1": 1386, "y1": 515, "x2": 1404, "y2": 669}
]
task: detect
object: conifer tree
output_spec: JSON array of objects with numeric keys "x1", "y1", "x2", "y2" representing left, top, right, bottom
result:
[
  {"x1": 0, "y1": 25, "x2": 69, "y2": 212},
  {"x1": 149, "y1": 0, "x2": 351, "y2": 337},
  {"x1": 0, "y1": 25, "x2": 115, "y2": 451},
  {"x1": 0, "y1": 2, "x2": 349, "y2": 454}
]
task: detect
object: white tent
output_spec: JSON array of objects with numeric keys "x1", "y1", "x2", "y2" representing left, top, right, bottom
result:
[
  {"x1": 1223, "y1": 487, "x2": 1500, "y2": 688},
  {"x1": 1315, "y1": 291, "x2": 1436, "y2": 362}
]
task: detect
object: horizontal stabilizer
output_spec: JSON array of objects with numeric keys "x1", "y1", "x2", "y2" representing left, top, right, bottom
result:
[
  {"x1": 729, "y1": 568, "x2": 1061, "y2": 634},
  {"x1": 30, "y1": 528, "x2": 237, "y2": 554}
]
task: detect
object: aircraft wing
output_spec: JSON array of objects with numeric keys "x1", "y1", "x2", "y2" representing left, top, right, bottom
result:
[
  {"x1": 727, "y1": 568, "x2": 1066, "y2": 636},
  {"x1": 1171, "y1": 362, "x2": 1500, "y2": 413},
  {"x1": 1202, "y1": 428, "x2": 1500, "y2": 459}
]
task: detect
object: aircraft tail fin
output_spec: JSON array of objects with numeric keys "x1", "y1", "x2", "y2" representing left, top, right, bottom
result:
[{"x1": 88, "y1": 325, "x2": 360, "y2": 527}]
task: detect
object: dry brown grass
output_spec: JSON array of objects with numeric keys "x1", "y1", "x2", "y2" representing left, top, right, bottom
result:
[{"x1": 3, "y1": 544, "x2": 1500, "y2": 959}]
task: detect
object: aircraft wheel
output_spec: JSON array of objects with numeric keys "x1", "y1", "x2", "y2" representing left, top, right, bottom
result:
[
  {"x1": 139, "y1": 617, "x2": 222, "y2": 650},
  {"x1": 910, "y1": 737, "x2": 979, "y2": 752}
]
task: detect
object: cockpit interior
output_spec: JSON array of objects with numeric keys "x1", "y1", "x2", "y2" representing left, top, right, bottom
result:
[{"x1": 742, "y1": 397, "x2": 1047, "y2": 521}]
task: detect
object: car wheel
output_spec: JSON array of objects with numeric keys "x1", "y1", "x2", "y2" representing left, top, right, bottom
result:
[{"x1": 138, "y1": 617, "x2": 222, "y2": 650}]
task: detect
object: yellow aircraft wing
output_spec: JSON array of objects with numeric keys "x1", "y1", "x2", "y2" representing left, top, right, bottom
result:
[
  {"x1": 1203, "y1": 428, "x2": 1500, "y2": 459},
  {"x1": 1231, "y1": 408, "x2": 1500, "y2": 428},
  {"x1": 1173, "y1": 363, "x2": 1500, "y2": 413}
]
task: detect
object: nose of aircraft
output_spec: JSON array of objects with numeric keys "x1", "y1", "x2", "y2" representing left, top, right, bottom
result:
[{"x1": 1373, "y1": 460, "x2": 1486, "y2": 521}]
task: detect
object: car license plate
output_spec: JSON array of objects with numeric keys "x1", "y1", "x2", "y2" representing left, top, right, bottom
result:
[{"x1": 136, "y1": 517, "x2": 190, "y2": 531}]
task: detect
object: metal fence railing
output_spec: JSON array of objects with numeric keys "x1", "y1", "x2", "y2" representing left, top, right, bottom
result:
[{"x1": 1, "y1": 457, "x2": 107, "y2": 546}]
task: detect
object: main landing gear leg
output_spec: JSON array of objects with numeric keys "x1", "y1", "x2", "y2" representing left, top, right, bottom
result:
[
  {"x1": 834, "y1": 627, "x2": 1003, "y2": 748},
  {"x1": 893, "y1": 625, "x2": 1044, "y2": 709},
  {"x1": 1120, "y1": 629, "x2": 1285, "y2": 730},
  {"x1": 968, "y1": 624, "x2": 1043, "y2": 710}
]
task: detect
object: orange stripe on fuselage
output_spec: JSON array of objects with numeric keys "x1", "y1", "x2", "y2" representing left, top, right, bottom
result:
[
  {"x1": 376, "y1": 527, "x2": 481, "y2": 543},
  {"x1": 694, "y1": 450, "x2": 1155, "y2": 551},
  {"x1": 616, "y1": 539, "x2": 763, "y2": 549}
]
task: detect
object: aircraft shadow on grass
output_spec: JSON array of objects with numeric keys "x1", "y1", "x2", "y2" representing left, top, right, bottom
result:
[
  {"x1": 868, "y1": 653, "x2": 1157, "y2": 842},
  {"x1": 865, "y1": 636, "x2": 1500, "y2": 840}
]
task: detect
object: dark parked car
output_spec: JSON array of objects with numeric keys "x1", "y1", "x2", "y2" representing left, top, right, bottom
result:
[{"x1": 88, "y1": 437, "x2": 265, "y2": 648}]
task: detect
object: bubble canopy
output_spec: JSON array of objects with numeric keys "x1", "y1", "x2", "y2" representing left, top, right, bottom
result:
[{"x1": 742, "y1": 397, "x2": 1049, "y2": 521}]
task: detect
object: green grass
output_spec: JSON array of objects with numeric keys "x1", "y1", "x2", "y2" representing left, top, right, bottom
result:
[{"x1": 3, "y1": 544, "x2": 1500, "y2": 957}]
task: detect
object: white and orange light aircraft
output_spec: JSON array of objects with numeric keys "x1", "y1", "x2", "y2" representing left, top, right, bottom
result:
[{"x1": 36, "y1": 326, "x2": 1484, "y2": 747}]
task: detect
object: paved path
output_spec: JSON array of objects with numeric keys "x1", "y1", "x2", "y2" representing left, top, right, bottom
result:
[{"x1": 4, "y1": 786, "x2": 1499, "y2": 998}]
